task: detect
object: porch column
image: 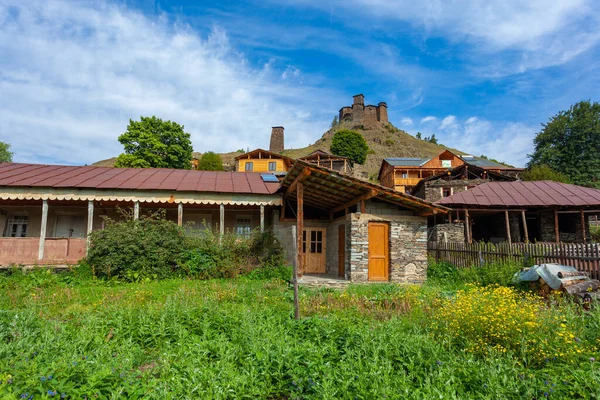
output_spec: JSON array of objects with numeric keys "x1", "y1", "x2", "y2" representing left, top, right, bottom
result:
[
  {"x1": 86, "y1": 200, "x2": 94, "y2": 255},
  {"x1": 581, "y1": 210, "x2": 587, "y2": 244},
  {"x1": 464, "y1": 210, "x2": 472, "y2": 244},
  {"x1": 220, "y1": 204, "x2": 225, "y2": 236},
  {"x1": 177, "y1": 203, "x2": 183, "y2": 227},
  {"x1": 134, "y1": 201, "x2": 140, "y2": 220},
  {"x1": 38, "y1": 199, "x2": 48, "y2": 260},
  {"x1": 521, "y1": 211, "x2": 529, "y2": 243},
  {"x1": 554, "y1": 209, "x2": 560, "y2": 243},
  {"x1": 297, "y1": 182, "x2": 304, "y2": 277},
  {"x1": 505, "y1": 210, "x2": 512, "y2": 244},
  {"x1": 260, "y1": 205, "x2": 265, "y2": 233}
]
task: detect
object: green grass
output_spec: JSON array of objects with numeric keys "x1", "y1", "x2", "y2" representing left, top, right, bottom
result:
[{"x1": 0, "y1": 268, "x2": 599, "y2": 399}]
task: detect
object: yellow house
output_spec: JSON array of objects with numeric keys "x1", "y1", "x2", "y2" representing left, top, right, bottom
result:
[{"x1": 235, "y1": 149, "x2": 294, "y2": 173}]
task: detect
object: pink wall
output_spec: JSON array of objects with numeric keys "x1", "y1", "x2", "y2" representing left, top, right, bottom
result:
[{"x1": 0, "y1": 237, "x2": 86, "y2": 266}]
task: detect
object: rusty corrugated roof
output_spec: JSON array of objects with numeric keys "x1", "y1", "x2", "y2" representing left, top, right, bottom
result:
[
  {"x1": 0, "y1": 163, "x2": 280, "y2": 195},
  {"x1": 436, "y1": 181, "x2": 600, "y2": 208}
]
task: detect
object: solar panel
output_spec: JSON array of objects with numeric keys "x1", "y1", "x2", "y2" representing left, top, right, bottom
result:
[{"x1": 260, "y1": 173, "x2": 279, "y2": 182}]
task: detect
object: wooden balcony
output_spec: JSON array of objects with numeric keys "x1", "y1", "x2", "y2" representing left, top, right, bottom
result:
[{"x1": 394, "y1": 177, "x2": 423, "y2": 187}]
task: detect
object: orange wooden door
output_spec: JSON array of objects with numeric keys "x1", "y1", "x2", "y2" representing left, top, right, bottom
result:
[
  {"x1": 302, "y1": 228, "x2": 326, "y2": 274},
  {"x1": 338, "y1": 225, "x2": 345, "y2": 277},
  {"x1": 368, "y1": 222, "x2": 389, "y2": 281}
]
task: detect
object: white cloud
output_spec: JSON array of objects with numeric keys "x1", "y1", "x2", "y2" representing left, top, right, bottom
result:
[
  {"x1": 439, "y1": 115, "x2": 457, "y2": 130},
  {"x1": 401, "y1": 117, "x2": 413, "y2": 126},
  {"x1": 420, "y1": 116, "x2": 437, "y2": 123},
  {"x1": 465, "y1": 117, "x2": 478, "y2": 124},
  {"x1": 0, "y1": 0, "x2": 338, "y2": 165}
]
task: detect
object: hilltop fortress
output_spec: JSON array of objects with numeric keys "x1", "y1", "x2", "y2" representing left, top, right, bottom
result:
[{"x1": 339, "y1": 94, "x2": 388, "y2": 129}]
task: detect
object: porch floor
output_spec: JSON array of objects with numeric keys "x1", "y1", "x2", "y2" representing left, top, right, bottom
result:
[{"x1": 298, "y1": 274, "x2": 350, "y2": 288}]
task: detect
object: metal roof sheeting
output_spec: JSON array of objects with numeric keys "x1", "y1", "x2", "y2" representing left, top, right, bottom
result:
[
  {"x1": 0, "y1": 163, "x2": 280, "y2": 195},
  {"x1": 436, "y1": 181, "x2": 600, "y2": 208},
  {"x1": 384, "y1": 158, "x2": 429, "y2": 167}
]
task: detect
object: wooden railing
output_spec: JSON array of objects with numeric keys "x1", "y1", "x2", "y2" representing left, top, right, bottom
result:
[{"x1": 428, "y1": 241, "x2": 600, "y2": 279}]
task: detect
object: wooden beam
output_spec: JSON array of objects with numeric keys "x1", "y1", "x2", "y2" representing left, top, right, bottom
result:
[
  {"x1": 260, "y1": 205, "x2": 265, "y2": 233},
  {"x1": 285, "y1": 168, "x2": 311, "y2": 198},
  {"x1": 332, "y1": 189, "x2": 378, "y2": 214},
  {"x1": 554, "y1": 209, "x2": 560, "y2": 243},
  {"x1": 360, "y1": 199, "x2": 366, "y2": 213},
  {"x1": 505, "y1": 210, "x2": 512, "y2": 244},
  {"x1": 134, "y1": 201, "x2": 140, "y2": 220},
  {"x1": 280, "y1": 198, "x2": 286, "y2": 221},
  {"x1": 581, "y1": 210, "x2": 587, "y2": 244},
  {"x1": 38, "y1": 199, "x2": 48, "y2": 260},
  {"x1": 521, "y1": 210, "x2": 529, "y2": 243},
  {"x1": 86, "y1": 200, "x2": 94, "y2": 255},
  {"x1": 220, "y1": 204, "x2": 225, "y2": 236},
  {"x1": 297, "y1": 182, "x2": 304, "y2": 277}
]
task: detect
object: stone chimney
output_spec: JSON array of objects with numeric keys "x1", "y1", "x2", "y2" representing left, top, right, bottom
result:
[
  {"x1": 269, "y1": 126, "x2": 284, "y2": 153},
  {"x1": 353, "y1": 94, "x2": 364, "y2": 106}
]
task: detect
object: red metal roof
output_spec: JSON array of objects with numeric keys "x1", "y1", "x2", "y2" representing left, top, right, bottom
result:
[
  {"x1": 437, "y1": 181, "x2": 600, "y2": 208},
  {"x1": 0, "y1": 163, "x2": 280, "y2": 195}
]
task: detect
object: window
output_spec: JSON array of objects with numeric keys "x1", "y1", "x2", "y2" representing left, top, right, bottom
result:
[
  {"x1": 401, "y1": 172, "x2": 408, "y2": 179},
  {"x1": 184, "y1": 214, "x2": 212, "y2": 233},
  {"x1": 268, "y1": 161, "x2": 277, "y2": 171},
  {"x1": 442, "y1": 187, "x2": 452, "y2": 197},
  {"x1": 441, "y1": 160, "x2": 452, "y2": 168},
  {"x1": 558, "y1": 214, "x2": 577, "y2": 234},
  {"x1": 310, "y1": 230, "x2": 323, "y2": 253},
  {"x1": 235, "y1": 216, "x2": 252, "y2": 237},
  {"x1": 245, "y1": 162, "x2": 253, "y2": 172},
  {"x1": 6, "y1": 216, "x2": 28, "y2": 237},
  {"x1": 54, "y1": 215, "x2": 85, "y2": 238}
]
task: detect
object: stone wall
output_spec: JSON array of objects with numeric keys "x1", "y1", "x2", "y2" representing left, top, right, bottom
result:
[
  {"x1": 338, "y1": 95, "x2": 389, "y2": 128},
  {"x1": 430, "y1": 223, "x2": 465, "y2": 243},
  {"x1": 418, "y1": 179, "x2": 489, "y2": 202},
  {"x1": 539, "y1": 211, "x2": 591, "y2": 243},
  {"x1": 349, "y1": 211, "x2": 428, "y2": 283}
]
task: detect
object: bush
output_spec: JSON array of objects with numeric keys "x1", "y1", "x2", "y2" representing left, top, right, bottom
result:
[
  {"x1": 428, "y1": 260, "x2": 522, "y2": 287},
  {"x1": 591, "y1": 225, "x2": 600, "y2": 243},
  {"x1": 197, "y1": 151, "x2": 224, "y2": 171}
]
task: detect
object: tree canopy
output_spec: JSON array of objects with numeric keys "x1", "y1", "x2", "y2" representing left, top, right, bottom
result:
[
  {"x1": 197, "y1": 151, "x2": 224, "y2": 171},
  {"x1": 0, "y1": 142, "x2": 13, "y2": 163},
  {"x1": 114, "y1": 116, "x2": 193, "y2": 169},
  {"x1": 520, "y1": 165, "x2": 570, "y2": 183},
  {"x1": 528, "y1": 100, "x2": 600, "y2": 188},
  {"x1": 330, "y1": 129, "x2": 369, "y2": 166}
]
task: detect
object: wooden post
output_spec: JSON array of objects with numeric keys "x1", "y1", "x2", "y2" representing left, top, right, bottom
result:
[
  {"x1": 281, "y1": 198, "x2": 286, "y2": 221},
  {"x1": 38, "y1": 200, "x2": 48, "y2": 260},
  {"x1": 260, "y1": 205, "x2": 265, "y2": 233},
  {"x1": 581, "y1": 210, "x2": 587, "y2": 244},
  {"x1": 554, "y1": 209, "x2": 560, "y2": 243},
  {"x1": 505, "y1": 210, "x2": 512, "y2": 244},
  {"x1": 86, "y1": 200, "x2": 94, "y2": 255},
  {"x1": 133, "y1": 201, "x2": 140, "y2": 220},
  {"x1": 297, "y1": 182, "x2": 304, "y2": 277},
  {"x1": 177, "y1": 203, "x2": 183, "y2": 227},
  {"x1": 465, "y1": 210, "x2": 472, "y2": 244},
  {"x1": 360, "y1": 199, "x2": 366, "y2": 214},
  {"x1": 521, "y1": 210, "x2": 529, "y2": 243},
  {"x1": 220, "y1": 204, "x2": 225, "y2": 236},
  {"x1": 292, "y1": 225, "x2": 300, "y2": 320}
]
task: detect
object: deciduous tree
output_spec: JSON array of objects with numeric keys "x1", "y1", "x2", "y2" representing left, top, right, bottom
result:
[
  {"x1": 330, "y1": 129, "x2": 368, "y2": 166},
  {"x1": 0, "y1": 142, "x2": 14, "y2": 162},
  {"x1": 197, "y1": 151, "x2": 224, "y2": 171},
  {"x1": 528, "y1": 100, "x2": 600, "y2": 188},
  {"x1": 520, "y1": 165, "x2": 570, "y2": 183},
  {"x1": 115, "y1": 116, "x2": 193, "y2": 169}
]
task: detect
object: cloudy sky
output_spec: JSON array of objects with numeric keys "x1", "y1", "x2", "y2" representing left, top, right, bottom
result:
[{"x1": 1, "y1": 0, "x2": 599, "y2": 167}]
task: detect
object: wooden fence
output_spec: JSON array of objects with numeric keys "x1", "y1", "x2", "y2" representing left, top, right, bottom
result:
[{"x1": 428, "y1": 241, "x2": 600, "y2": 279}]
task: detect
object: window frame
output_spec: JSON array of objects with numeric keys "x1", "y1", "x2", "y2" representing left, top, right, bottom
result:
[
  {"x1": 245, "y1": 162, "x2": 254, "y2": 172},
  {"x1": 235, "y1": 215, "x2": 253, "y2": 237},
  {"x1": 5, "y1": 215, "x2": 29, "y2": 238},
  {"x1": 268, "y1": 161, "x2": 277, "y2": 171}
]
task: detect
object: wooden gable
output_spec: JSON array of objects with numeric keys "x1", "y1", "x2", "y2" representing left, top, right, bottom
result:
[{"x1": 420, "y1": 150, "x2": 465, "y2": 169}]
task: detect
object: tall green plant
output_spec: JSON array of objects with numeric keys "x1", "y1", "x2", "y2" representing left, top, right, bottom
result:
[{"x1": 330, "y1": 129, "x2": 368, "y2": 165}]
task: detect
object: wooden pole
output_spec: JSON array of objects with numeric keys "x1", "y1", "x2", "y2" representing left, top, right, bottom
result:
[
  {"x1": 220, "y1": 204, "x2": 225, "y2": 236},
  {"x1": 554, "y1": 209, "x2": 560, "y2": 243},
  {"x1": 360, "y1": 199, "x2": 366, "y2": 213},
  {"x1": 133, "y1": 201, "x2": 140, "y2": 220},
  {"x1": 465, "y1": 210, "x2": 471, "y2": 244},
  {"x1": 581, "y1": 210, "x2": 587, "y2": 244},
  {"x1": 521, "y1": 210, "x2": 529, "y2": 243},
  {"x1": 505, "y1": 210, "x2": 512, "y2": 244},
  {"x1": 297, "y1": 182, "x2": 304, "y2": 277},
  {"x1": 260, "y1": 205, "x2": 265, "y2": 233},
  {"x1": 38, "y1": 199, "x2": 48, "y2": 260},
  {"x1": 177, "y1": 203, "x2": 183, "y2": 227},
  {"x1": 292, "y1": 225, "x2": 300, "y2": 320}
]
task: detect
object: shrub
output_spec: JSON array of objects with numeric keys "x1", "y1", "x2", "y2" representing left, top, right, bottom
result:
[
  {"x1": 87, "y1": 210, "x2": 189, "y2": 281},
  {"x1": 428, "y1": 260, "x2": 522, "y2": 287},
  {"x1": 330, "y1": 129, "x2": 368, "y2": 165},
  {"x1": 591, "y1": 225, "x2": 600, "y2": 243}
]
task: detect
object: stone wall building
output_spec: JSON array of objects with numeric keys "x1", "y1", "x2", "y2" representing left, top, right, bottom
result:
[{"x1": 339, "y1": 94, "x2": 388, "y2": 130}]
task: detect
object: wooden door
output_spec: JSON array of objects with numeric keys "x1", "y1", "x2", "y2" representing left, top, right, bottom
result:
[
  {"x1": 302, "y1": 228, "x2": 326, "y2": 274},
  {"x1": 368, "y1": 222, "x2": 389, "y2": 281},
  {"x1": 338, "y1": 224, "x2": 345, "y2": 277}
]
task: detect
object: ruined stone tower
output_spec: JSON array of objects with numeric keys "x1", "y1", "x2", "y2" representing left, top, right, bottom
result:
[
  {"x1": 339, "y1": 94, "x2": 388, "y2": 129},
  {"x1": 269, "y1": 126, "x2": 284, "y2": 153}
]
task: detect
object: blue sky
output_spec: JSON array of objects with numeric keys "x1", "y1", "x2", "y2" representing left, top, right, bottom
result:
[{"x1": 1, "y1": 0, "x2": 599, "y2": 167}]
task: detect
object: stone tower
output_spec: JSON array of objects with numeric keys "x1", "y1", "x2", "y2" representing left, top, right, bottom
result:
[
  {"x1": 269, "y1": 126, "x2": 284, "y2": 153},
  {"x1": 338, "y1": 95, "x2": 389, "y2": 129}
]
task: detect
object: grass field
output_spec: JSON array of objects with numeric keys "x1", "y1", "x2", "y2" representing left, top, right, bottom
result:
[{"x1": 0, "y1": 268, "x2": 599, "y2": 399}]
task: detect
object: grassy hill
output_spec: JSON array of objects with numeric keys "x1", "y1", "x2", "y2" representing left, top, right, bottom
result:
[{"x1": 93, "y1": 121, "x2": 468, "y2": 180}]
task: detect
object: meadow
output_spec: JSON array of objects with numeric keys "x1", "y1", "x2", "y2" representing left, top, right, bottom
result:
[{"x1": 0, "y1": 264, "x2": 599, "y2": 399}]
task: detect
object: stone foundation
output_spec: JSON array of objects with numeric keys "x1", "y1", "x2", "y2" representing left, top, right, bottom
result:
[{"x1": 430, "y1": 223, "x2": 465, "y2": 243}]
